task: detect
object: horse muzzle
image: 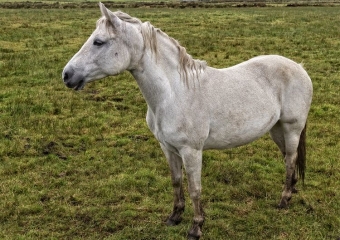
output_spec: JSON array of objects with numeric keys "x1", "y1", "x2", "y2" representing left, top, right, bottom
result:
[{"x1": 62, "y1": 66, "x2": 86, "y2": 91}]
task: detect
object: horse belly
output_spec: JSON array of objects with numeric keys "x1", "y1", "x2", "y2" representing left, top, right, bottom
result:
[{"x1": 203, "y1": 109, "x2": 279, "y2": 150}]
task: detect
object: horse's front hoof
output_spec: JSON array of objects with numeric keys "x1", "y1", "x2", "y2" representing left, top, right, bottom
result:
[
  {"x1": 277, "y1": 198, "x2": 290, "y2": 209},
  {"x1": 187, "y1": 235, "x2": 200, "y2": 240},
  {"x1": 165, "y1": 206, "x2": 185, "y2": 226},
  {"x1": 187, "y1": 232, "x2": 201, "y2": 240},
  {"x1": 165, "y1": 217, "x2": 182, "y2": 226},
  {"x1": 277, "y1": 202, "x2": 288, "y2": 209},
  {"x1": 187, "y1": 221, "x2": 203, "y2": 240}
]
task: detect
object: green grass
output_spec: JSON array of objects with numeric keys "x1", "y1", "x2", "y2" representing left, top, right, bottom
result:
[{"x1": 0, "y1": 6, "x2": 340, "y2": 240}]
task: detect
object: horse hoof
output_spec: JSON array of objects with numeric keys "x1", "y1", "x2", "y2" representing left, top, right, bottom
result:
[
  {"x1": 165, "y1": 217, "x2": 182, "y2": 226},
  {"x1": 277, "y1": 199, "x2": 289, "y2": 209},
  {"x1": 277, "y1": 203, "x2": 288, "y2": 209},
  {"x1": 187, "y1": 225, "x2": 202, "y2": 240},
  {"x1": 187, "y1": 233, "x2": 200, "y2": 240},
  {"x1": 187, "y1": 236, "x2": 200, "y2": 240}
]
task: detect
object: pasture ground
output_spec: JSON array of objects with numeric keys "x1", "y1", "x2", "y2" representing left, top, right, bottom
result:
[{"x1": 0, "y1": 5, "x2": 339, "y2": 240}]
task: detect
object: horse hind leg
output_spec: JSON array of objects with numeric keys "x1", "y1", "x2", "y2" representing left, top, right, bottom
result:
[
  {"x1": 270, "y1": 122, "x2": 298, "y2": 193},
  {"x1": 290, "y1": 124, "x2": 306, "y2": 195},
  {"x1": 277, "y1": 123, "x2": 306, "y2": 209}
]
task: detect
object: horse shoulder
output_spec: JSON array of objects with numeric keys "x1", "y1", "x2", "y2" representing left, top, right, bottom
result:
[{"x1": 146, "y1": 95, "x2": 210, "y2": 150}]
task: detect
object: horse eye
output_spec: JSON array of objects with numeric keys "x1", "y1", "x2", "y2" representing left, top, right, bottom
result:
[{"x1": 93, "y1": 40, "x2": 104, "y2": 46}]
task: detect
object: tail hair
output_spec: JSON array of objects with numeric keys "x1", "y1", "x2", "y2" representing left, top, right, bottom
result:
[{"x1": 296, "y1": 124, "x2": 307, "y2": 184}]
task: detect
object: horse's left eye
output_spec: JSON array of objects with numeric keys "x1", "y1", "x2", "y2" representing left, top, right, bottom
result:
[{"x1": 93, "y1": 40, "x2": 104, "y2": 46}]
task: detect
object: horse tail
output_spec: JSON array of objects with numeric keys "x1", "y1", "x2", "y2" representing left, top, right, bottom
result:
[{"x1": 296, "y1": 124, "x2": 307, "y2": 185}]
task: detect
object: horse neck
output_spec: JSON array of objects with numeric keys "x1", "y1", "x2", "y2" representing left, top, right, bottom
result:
[{"x1": 129, "y1": 33, "x2": 183, "y2": 112}]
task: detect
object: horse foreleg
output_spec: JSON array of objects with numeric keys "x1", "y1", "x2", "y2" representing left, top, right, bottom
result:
[
  {"x1": 180, "y1": 147, "x2": 204, "y2": 240},
  {"x1": 161, "y1": 144, "x2": 185, "y2": 226}
]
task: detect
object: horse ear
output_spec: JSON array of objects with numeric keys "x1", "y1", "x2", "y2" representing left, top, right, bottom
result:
[{"x1": 99, "y1": 2, "x2": 122, "y2": 30}]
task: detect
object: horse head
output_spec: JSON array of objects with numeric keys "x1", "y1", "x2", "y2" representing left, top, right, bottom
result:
[{"x1": 62, "y1": 3, "x2": 144, "y2": 90}]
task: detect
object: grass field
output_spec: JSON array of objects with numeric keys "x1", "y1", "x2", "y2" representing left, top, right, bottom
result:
[
  {"x1": 1, "y1": 1, "x2": 340, "y2": 9},
  {"x1": 0, "y1": 5, "x2": 339, "y2": 240}
]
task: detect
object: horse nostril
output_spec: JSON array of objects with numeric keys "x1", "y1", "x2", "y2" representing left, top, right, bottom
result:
[
  {"x1": 63, "y1": 68, "x2": 74, "y2": 83},
  {"x1": 63, "y1": 72, "x2": 69, "y2": 82}
]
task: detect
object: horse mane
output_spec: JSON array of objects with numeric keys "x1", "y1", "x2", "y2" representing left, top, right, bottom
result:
[{"x1": 113, "y1": 11, "x2": 207, "y2": 86}]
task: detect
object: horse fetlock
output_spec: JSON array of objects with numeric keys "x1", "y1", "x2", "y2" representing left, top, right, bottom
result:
[
  {"x1": 292, "y1": 187, "x2": 298, "y2": 194},
  {"x1": 176, "y1": 200, "x2": 185, "y2": 210}
]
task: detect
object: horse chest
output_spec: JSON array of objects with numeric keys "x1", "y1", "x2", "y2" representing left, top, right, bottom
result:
[{"x1": 146, "y1": 105, "x2": 209, "y2": 150}]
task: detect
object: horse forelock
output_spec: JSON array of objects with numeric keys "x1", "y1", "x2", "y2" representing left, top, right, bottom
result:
[{"x1": 100, "y1": 11, "x2": 207, "y2": 86}]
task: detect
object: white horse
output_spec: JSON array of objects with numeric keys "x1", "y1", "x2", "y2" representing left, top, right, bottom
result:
[{"x1": 62, "y1": 3, "x2": 313, "y2": 239}]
